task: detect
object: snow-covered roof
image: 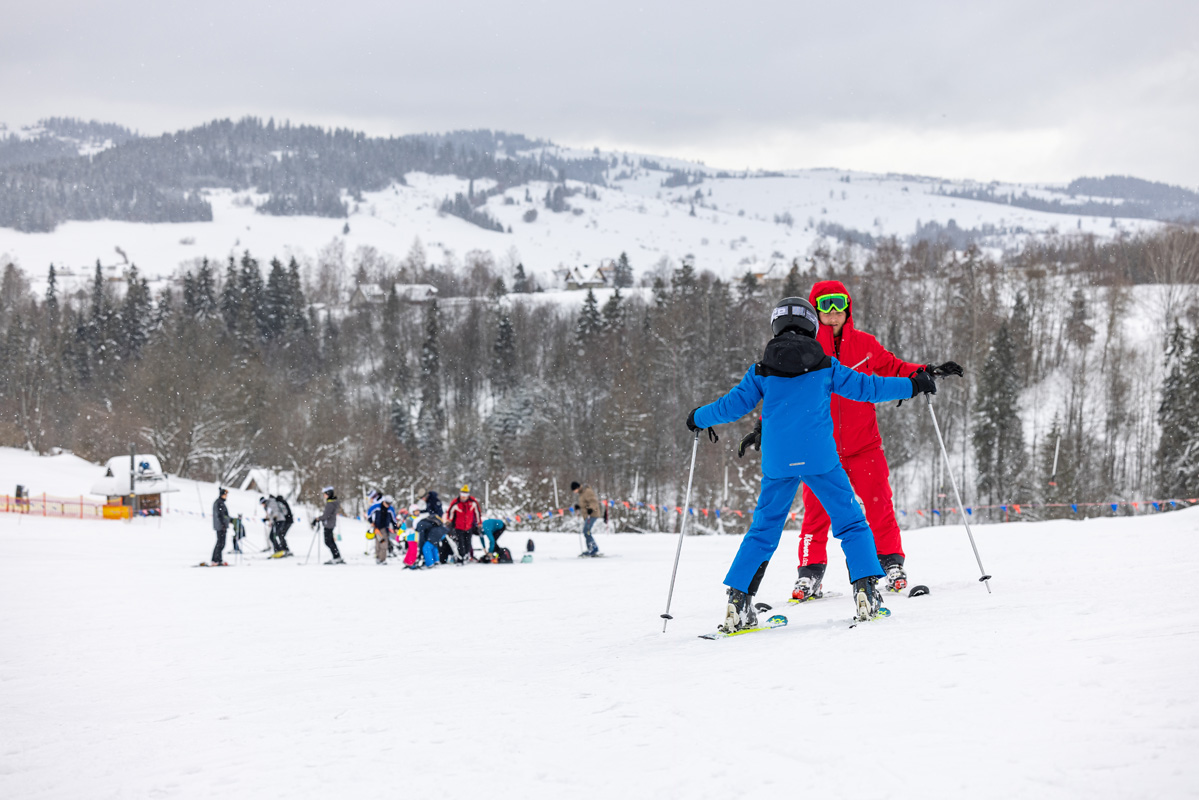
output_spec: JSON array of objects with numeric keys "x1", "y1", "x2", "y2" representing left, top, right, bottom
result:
[
  {"x1": 393, "y1": 283, "x2": 438, "y2": 302},
  {"x1": 240, "y1": 467, "x2": 297, "y2": 499},
  {"x1": 90, "y1": 454, "x2": 174, "y2": 496}
]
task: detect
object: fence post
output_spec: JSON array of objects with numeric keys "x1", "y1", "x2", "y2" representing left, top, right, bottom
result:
[
  {"x1": 43, "y1": 492, "x2": 47, "y2": 517},
  {"x1": 80, "y1": 495, "x2": 84, "y2": 519}
]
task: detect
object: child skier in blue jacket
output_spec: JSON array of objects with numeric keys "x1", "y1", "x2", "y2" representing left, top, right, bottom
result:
[{"x1": 689, "y1": 297, "x2": 936, "y2": 632}]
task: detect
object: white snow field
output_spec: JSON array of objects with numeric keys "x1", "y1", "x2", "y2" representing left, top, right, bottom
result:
[{"x1": 2, "y1": 500, "x2": 1197, "y2": 798}]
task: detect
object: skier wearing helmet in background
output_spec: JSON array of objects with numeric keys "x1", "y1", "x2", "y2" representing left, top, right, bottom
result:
[
  {"x1": 790, "y1": 279, "x2": 963, "y2": 601},
  {"x1": 688, "y1": 297, "x2": 937, "y2": 632}
]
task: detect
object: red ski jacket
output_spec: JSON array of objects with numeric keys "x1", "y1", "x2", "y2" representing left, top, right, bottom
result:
[
  {"x1": 809, "y1": 279, "x2": 925, "y2": 459},
  {"x1": 446, "y1": 496, "x2": 482, "y2": 531}
]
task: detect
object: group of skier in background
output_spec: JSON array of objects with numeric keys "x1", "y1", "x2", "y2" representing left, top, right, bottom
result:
[{"x1": 690, "y1": 280, "x2": 962, "y2": 633}]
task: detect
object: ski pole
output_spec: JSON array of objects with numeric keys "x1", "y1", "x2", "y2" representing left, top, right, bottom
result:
[
  {"x1": 661, "y1": 431, "x2": 701, "y2": 632},
  {"x1": 926, "y1": 393, "x2": 993, "y2": 592},
  {"x1": 303, "y1": 522, "x2": 320, "y2": 565}
]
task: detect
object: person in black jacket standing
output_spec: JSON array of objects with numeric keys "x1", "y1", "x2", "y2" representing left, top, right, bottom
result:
[
  {"x1": 314, "y1": 486, "x2": 344, "y2": 564},
  {"x1": 211, "y1": 487, "x2": 231, "y2": 566}
]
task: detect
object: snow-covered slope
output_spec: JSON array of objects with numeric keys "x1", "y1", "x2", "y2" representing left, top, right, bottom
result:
[
  {"x1": 2, "y1": 484, "x2": 1196, "y2": 798},
  {"x1": 0, "y1": 161, "x2": 1164, "y2": 294}
]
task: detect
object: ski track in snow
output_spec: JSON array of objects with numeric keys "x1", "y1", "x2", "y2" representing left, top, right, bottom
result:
[{"x1": 2, "y1": 506, "x2": 1198, "y2": 799}]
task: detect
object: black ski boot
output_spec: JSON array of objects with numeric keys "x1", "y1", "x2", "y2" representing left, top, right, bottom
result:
[
  {"x1": 852, "y1": 576, "x2": 883, "y2": 621},
  {"x1": 719, "y1": 587, "x2": 758, "y2": 633},
  {"x1": 880, "y1": 554, "x2": 907, "y2": 593},
  {"x1": 792, "y1": 563, "x2": 827, "y2": 602}
]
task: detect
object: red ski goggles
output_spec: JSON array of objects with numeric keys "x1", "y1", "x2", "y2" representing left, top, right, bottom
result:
[{"x1": 815, "y1": 293, "x2": 849, "y2": 314}]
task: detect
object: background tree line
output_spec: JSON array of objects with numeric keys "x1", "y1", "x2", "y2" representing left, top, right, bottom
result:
[{"x1": 1, "y1": 226, "x2": 1197, "y2": 525}]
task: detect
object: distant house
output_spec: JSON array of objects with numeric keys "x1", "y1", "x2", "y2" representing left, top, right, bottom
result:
[
  {"x1": 89, "y1": 454, "x2": 176, "y2": 516},
  {"x1": 562, "y1": 265, "x2": 606, "y2": 291},
  {"x1": 240, "y1": 467, "x2": 297, "y2": 500},
  {"x1": 349, "y1": 283, "x2": 439, "y2": 307},
  {"x1": 348, "y1": 284, "x2": 388, "y2": 307}
]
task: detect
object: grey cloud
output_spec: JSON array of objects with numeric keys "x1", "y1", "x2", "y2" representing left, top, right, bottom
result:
[{"x1": 2, "y1": 0, "x2": 1196, "y2": 183}]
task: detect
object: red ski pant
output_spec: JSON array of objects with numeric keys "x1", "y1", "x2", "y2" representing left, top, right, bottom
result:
[{"x1": 798, "y1": 445, "x2": 904, "y2": 567}]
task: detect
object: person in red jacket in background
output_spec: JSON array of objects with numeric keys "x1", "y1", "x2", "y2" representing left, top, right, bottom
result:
[
  {"x1": 445, "y1": 484, "x2": 483, "y2": 563},
  {"x1": 791, "y1": 279, "x2": 963, "y2": 599}
]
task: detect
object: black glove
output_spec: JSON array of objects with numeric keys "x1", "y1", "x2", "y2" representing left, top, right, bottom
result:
[
  {"x1": 927, "y1": 361, "x2": 963, "y2": 377},
  {"x1": 686, "y1": 407, "x2": 720, "y2": 443},
  {"x1": 573, "y1": 504, "x2": 580, "y2": 511},
  {"x1": 738, "y1": 419, "x2": 762, "y2": 458},
  {"x1": 910, "y1": 370, "x2": 937, "y2": 397}
]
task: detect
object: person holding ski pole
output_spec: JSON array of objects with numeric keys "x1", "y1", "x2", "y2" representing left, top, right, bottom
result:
[
  {"x1": 788, "y1": 280, "x2": 962, "y2": 600},
  {"x1": 209, "y1": 487, "x2": 231, "y2": 566},
  {"x1": 688, "y1": 296, "x2": 937, "y2": 632},
  {"x1": 314, "y1": 486, "x2": 343, "y2": 564}
]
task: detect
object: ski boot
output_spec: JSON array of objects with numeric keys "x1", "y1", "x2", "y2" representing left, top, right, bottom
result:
[
  {"x1": 719, "y1": 587, "x2": 758, "y2": 634},
  {"x1": 270, "y1": 550, "x2": 287, "y2": 559},
  {"x1": 852, "y1": 576, "x2": 883, "y2": 621},
  {"x1": 792, "y1": 563, "x2": 826, "y2": 602},
  {"x1": 880, "y1": 555, "x2": 907, "y2": 593},
  {"x1": 324, "y1": 557, "x2": 345, "y2": 565}
]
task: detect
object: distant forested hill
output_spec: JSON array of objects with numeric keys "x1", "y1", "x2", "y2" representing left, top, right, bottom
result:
[{"x1": 0, "y1": 118, "x2": 612, "y2": 232}]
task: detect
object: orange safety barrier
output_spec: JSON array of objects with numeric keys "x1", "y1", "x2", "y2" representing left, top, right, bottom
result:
[{"x1": 2, "y1": 493, "x2": 108, "y2": 520}]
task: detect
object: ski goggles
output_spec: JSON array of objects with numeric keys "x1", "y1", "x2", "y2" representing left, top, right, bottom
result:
[{"x1": 814, "y1": 293, "x2": 849, "y2": 314}]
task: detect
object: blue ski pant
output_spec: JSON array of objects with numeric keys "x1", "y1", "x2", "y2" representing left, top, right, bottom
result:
[
  {"x1": 725, "y1": 467, "x2": 884, "y2": 593},
  {"x1": 582, "y1": 516, "x2": 598, "y2": 552}
]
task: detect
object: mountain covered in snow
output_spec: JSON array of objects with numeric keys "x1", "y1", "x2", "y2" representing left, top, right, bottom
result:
[{"x1": 0, "y1": 116, "x2": 1196, "y2": 289}]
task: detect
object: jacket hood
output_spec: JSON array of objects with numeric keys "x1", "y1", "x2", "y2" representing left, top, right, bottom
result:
[
  {"x1": 809, "y1": 279, "x2": 856, "y2": 354},
  {"x1": 426, "y1": 491, "x2": 440, "y2": 500},
  {"x1": 755, "y1": 331, "x2": 832, "y2": 378},
  {"x1": 808, "y1": 279, "x2": 853, "y2": 321}
]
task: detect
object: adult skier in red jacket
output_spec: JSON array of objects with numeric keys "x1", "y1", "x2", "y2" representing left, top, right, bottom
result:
[{"x1": 792, "y1": 279, "x2": 962, "y2": 599}]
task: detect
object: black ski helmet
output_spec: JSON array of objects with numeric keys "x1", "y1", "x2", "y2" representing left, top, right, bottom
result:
[{"x1": 770, "y1": 297, "x2": 819, "y2": 338}]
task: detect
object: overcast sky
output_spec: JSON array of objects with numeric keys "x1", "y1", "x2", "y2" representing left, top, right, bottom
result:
[{"x1": 3, "y1": 1, "x2": 1197, "y2": 186}]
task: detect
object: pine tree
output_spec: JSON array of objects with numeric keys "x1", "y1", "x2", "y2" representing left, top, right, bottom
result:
[
  {"x1": 782, "y1": 261, "x2": 802, "y2": 297},
  {"x1": 1065, "y1": 287, "x2": 1094, "y2": 348},
  {"x1": 220, "y1": 256, "x2": 240, "y2": 334},
  {"x1": 44, "y1": 265, "x2": 59, "y2": 328},
  {"x1": 118, "y1": 265, "x2": 152, "y2": 360},
  {"x1": 264, "y1": 257, "x2": 288, "y2": 340},
  {"x1": 513, "y1": 263, "x2": 530, "y2": 294},
  {"x1": 601, "y1": 288, "x2": 624, "y2": 334},
  {"x1": 613, "y1": 252, "x2": 634, "y2": 288},
  {"x1": 285, "y1": 257, "x2": 308, "y2": 332},
  {"x1": 492, "y1": 314, "x2": 517, "y2": 397},
  {"x1": 575, "y1": 289, "x2": 602, "y2": 352},
  {"x1": 973, "y1": 322, "x2": 1028, "y2": 507},
  {"x1": 737, "y1": 271, "x2": 759, "y2": 302},
  {"x1": 416, "y1": 299, "x2": 444, "y2": 453},
  {"x1": 1156, "y1": 324, "x2": 1199, "y2": 497},
  {"x1": 239, "y1": 251, "x2": 267, "y2": 341},
  {"x1": 194, "y1": 258, "x2": 219, "y2": 321}
]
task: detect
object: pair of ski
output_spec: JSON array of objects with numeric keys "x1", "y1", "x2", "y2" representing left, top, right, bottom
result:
[{"x1": 698, "y1": 584, "x2": 930, "y2": 639}]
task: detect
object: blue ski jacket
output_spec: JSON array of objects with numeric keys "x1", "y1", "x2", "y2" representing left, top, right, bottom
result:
[{"x1": 693, "y1": 332, "x2": 914, "y2": 479}]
